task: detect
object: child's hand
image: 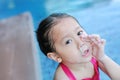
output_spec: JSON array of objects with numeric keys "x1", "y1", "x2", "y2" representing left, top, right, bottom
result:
[{"x1": 88, "y1": 34, "x2": 106, "y2": 60}]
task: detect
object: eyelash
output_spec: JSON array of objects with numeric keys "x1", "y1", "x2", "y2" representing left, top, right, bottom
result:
[
  {"x1": 65, "y1": 31, "x2": 83, "y2": 45},
  {"x1": 65, "y1": 39, "x2": 72, "y2": 45},
  {"x1": 77, "y1": 31, "x2": 83, "y2": 36}
]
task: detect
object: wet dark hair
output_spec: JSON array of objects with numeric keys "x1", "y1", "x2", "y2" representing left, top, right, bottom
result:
[{"x1": 36, "y1": 13, "x2": 79, "y2": 56}]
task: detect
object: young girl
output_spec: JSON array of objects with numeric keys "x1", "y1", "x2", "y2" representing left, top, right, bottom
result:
[{"x1": 36, "y1": 13, "x2": 120, "y2": 80}]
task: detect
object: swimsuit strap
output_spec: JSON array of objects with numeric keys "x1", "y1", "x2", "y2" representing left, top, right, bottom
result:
[
  {"x1": 90, "y1": 57, "x2": 97, "y2": 66},
  {"x1": 60, "y1": 63, "x2": 76, "y2": 80},
  {"x1": 90, "y1": 57, "x2": 99, "y2": 73},
  {"x1": 60, "y1": 57, "x2": 100, "y2": 80},
  {"x1": 90, "y1": 57, "x2": 100, "y2": 80}
]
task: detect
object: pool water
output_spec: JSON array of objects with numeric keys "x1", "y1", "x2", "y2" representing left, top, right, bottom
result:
[{"x1": 0, "y1": 0, "x2": 120, "y2": 80}]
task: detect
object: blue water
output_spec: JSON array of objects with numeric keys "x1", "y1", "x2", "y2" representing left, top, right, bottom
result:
[{"x1": 0, "y1": 0, "x2": 120, "y2": 80}]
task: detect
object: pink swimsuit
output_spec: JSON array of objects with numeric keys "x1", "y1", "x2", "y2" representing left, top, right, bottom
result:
[{"x1": 60, "y1": 57, "x2": 100, "y2": 80}]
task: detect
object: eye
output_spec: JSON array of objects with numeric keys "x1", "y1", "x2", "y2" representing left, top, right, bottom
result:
[
  {"x1": 65, "y1": 39, "x2": 72, "y2": 45},
  {"x1": 77, "y1": 31, "x2": 83, "y2": 36}
]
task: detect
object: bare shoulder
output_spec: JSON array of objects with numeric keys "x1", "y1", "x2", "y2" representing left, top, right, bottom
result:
[{"x1": 54, "y1": 65, "x2": 68, "y2": 80}]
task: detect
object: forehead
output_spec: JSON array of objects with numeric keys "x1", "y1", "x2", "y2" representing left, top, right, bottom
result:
[{"x1": 51, "y1": 17, "x2": 82, "y2": 41}]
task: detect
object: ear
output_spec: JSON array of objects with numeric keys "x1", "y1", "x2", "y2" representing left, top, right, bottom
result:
[{"x1": 47, "y1": 52, "x2": 62, "y2": 63}]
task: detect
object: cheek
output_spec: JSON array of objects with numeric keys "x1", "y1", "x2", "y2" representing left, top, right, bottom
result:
[
  {"x1": 54, "y1": 41, "x2": 79, "y2": 56},
  {"x1": 60, "y1": 53, "x2": 81, "y2": 62},
  {"x1": 56, "y1": 46, "x2": 78, "y2": 58}
]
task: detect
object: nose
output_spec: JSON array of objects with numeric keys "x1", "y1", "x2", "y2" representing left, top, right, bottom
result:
[
  {"x1": 76, "y1": 35, "x2": 88, "y2": 49},
  {"x1": 75, "y1": 36, "x2": 84, "y2": 49}
]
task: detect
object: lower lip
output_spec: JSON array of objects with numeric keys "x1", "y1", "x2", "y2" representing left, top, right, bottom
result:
[{"x1": 82, "y1": 49, "x2": 90, "y2": 57}]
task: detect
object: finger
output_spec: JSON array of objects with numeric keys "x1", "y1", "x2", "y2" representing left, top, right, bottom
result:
[
  {"x1": 88, "y1": 34, "x2": 100, "y2": 43},
  {"x1": 100, "y1": 39, "x2": 106, "y2": 45},
  {"x1": 88, "y1": 34, "x2": 100, "y2": 39},
  {"x1": 91, "y1": 38, "x2": 99, "y2": 45},
  {"x1": 89, "y1": 34, "x2": 105, "y2": 45},
  {"x1": 91, "y1": 37, "x2": 104, "y2": 47}
]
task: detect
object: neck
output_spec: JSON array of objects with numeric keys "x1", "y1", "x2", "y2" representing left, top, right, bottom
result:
[{"x1": 61, "y1": 61, "x2": 91, "y2": 71}]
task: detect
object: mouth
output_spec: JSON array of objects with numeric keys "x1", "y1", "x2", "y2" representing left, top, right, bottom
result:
[
  {"x1": 82, "y1": 49, "x2": 90, "y2": 57},
  {"x1": 80, "y1": 45, "x2": 90, "y2": 57}
]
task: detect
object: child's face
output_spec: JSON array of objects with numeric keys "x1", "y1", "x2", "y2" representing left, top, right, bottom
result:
[{"x1": 51, "y1": 17, "x2": 92, "y2": 64}]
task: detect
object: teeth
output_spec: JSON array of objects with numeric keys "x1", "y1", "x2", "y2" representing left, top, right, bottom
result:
[{"x1": 80, "y1": 45, "x2": 88, "y2": 54}]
